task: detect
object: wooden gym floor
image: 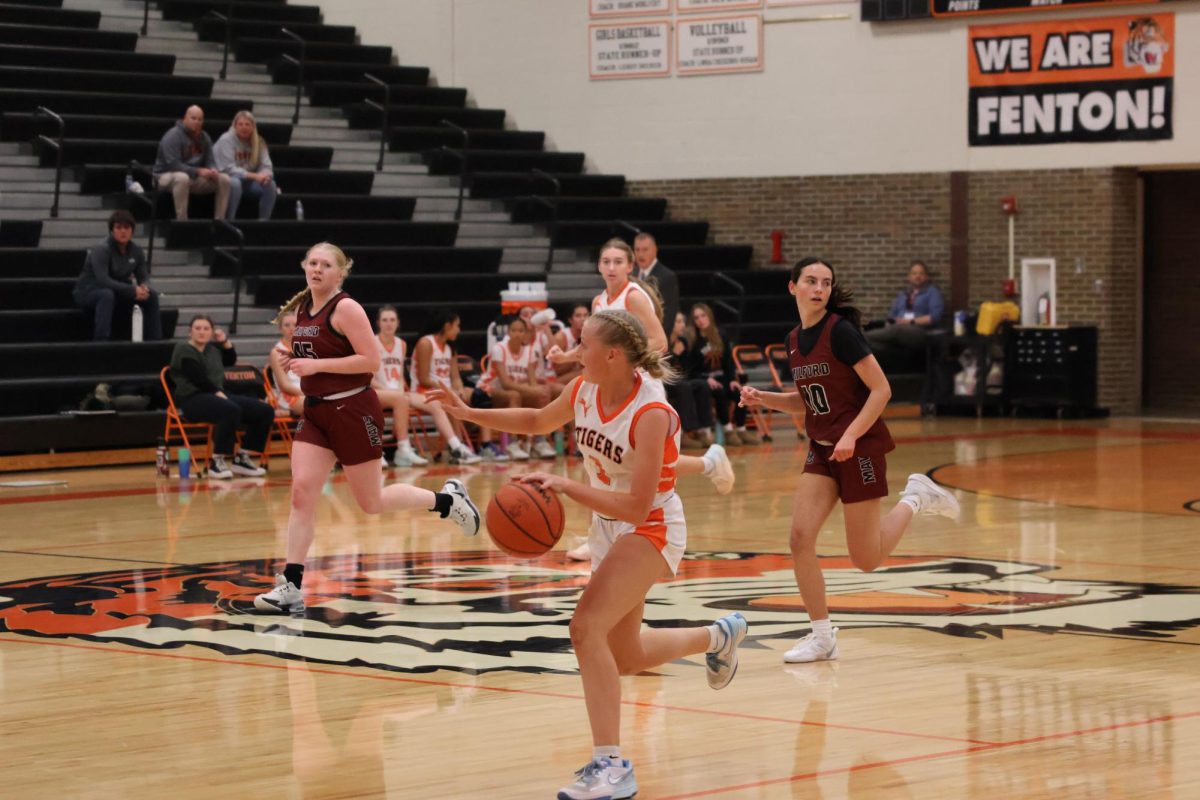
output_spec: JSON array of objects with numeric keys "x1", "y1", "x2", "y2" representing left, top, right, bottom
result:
[{"x1": 1, "y1": 416, "x2": 1197, "y2": 798}]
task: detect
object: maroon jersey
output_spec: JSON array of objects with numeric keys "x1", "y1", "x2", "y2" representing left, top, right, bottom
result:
[
  {"x1": 787, "y1": 312, "x2": 894, "y2": 452},
  {"x1": 292, "y1": 291, "x2": 372, "y2": 398}
]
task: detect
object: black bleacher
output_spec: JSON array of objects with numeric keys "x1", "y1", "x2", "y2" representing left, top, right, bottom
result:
[
  {"x1": 512, "y1": 196, "x2": 667, "y2": 223},
  {"x1": 33, "y1": 139, "x2": 332, "y2": 171},
  {"x1": 0, "y1": 65, "x2": 212, "y2": 97},
  {"x1": 309, "y1": 82, "x2": 462, "y2": 108},
  {"x1": 242, "y1": 39, "x2": 393, "y2": 66},
  {"x1": 390, "y1": 128, "x2": 544, "y2": 153},
  {"x1": 160, "y1": 0, "x2": 318, "y2": 23},
  {"x1": 212, "y1": 246, "x2": 504, "y2": 279},
  {"x1": 166, "y1": 220, "x2": 457, "y2": 249},
  {"x1": 0, "y1": 4, "x2": 98, "y2": 28},
  {"x1": 0, "y1": 342, "x2": 173, "y2": 417},
  {"x1": 79, "y1": 164, "x2": 375, "y2": 195},
  {"x1": 0, "y1": 21, "x2": 136, "y2": 49},
  {"x1": 0, "y1": 89, "x2": 250, "y2": 119},
  {"x1": 253, "y1": 273, "x2": 543, "y2": 309},
  {"x1": 197, "y1": 18, "x2": 356, "y2": 44},
  {"x1": 424, "y1": 148, "x2": 585, "y2": 176},
  {"x1": 551, "y1": 221, "x2": 709, "y2": 249},
  {"x1": 469, "y1": 173, "x2": 626, "y2": 199},
  {"x1": 344, "y1": 103, "x2": 505, "y2": 130},
  {"x1": 0, "y1": 43, "x2": 175, "y2": 73},
  {"x1": 1, "y1": 113, "x2": 292, "y2": 144}
]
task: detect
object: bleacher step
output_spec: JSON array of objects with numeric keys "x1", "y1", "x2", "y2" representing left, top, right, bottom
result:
[{"x1": 0, "y1": 194, "x2": 105, "y2": 210}]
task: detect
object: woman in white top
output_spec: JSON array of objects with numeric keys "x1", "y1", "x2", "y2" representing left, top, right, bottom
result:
[
  {"x1": 411, "y1": 309, "x2": 505, "y2": 462},
  {"x1": 431, "y1": 309, "x2": 747, "y2": 800},
  {"x1": 268, "y1": 310, "x2": 304, "y2": 416},
  {"x1": 372, "y1": 306, "x2": 481, "y2": 468},
  {"x1": 480, "y1": 316, "x2": 554, "y2": 460}
]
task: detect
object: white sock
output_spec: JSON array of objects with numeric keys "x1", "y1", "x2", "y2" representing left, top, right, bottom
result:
[
  {"x1": 811, "y1": 618, "x2": 833, "y2": 641},
  {"x1": 398, "y1": 438, "x2": 411, "y2": 448},
  {"x1": 706, "y1": 623, "x2": 723, "y2": 653},
  {"x1": 899, "y1": 494, "x2": 921, "y2": 514},
  {"x1": 701, "y1": 454, "x2": 715, "y2": 476},
  {"x1": 448, "y1": 436, "x2": 463, "y2": 451},
  {"x1": 593, "y1": 746, "x2": 620, "y2": 761}
]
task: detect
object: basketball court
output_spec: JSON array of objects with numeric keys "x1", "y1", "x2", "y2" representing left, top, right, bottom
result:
[{"x1": 2, "y1": 416, "x2": 1197, "y2": 798}]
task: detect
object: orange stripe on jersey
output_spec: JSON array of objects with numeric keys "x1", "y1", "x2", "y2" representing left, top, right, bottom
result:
[
  {"x1": 658, "y1": 435, "x2": 679, "y2": 492},
  {"x1": 569, "y1": 376, "x2": 584, "y2": 408},
  {"x1": 597, "y1": 373, "x2": 643, "y2": 423},
  {"x1": 628, "y1": 402, "x2": 681, "y2": 449},
  {"x1": 633, "y1": 506, "x2": 667, "y2": 553}
]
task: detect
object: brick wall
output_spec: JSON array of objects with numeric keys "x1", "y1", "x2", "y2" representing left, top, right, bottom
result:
[{"x1": 629, "y1": 168, "x2": 1139, "y2": 414}]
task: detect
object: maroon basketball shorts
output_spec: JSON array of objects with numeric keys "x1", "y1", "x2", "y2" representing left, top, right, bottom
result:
[
  {"x1": 294, "y1": 387, "x2": 384, "y2": 466},
  {"x1": 803, "y1": 442, "x2": 890, "y2": 504}
]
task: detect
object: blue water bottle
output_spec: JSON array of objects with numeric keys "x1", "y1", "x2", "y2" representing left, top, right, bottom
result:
[
  {"x1": 177, "y1": 447, "x2": 191, "y2": 479},
  {"x1": 553, "y1": 428, "x2": 565, "y2": 456}
]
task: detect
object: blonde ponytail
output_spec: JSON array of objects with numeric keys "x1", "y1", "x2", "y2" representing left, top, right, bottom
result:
[
  {"x1": 589, "y1": 309, "x2": 679, "y2": 384},
  {"x1": 273, "y1": 287, "x2": 311, "y2": 325}
]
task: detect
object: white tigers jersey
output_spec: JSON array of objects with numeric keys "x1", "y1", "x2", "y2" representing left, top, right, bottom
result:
[
  {"x1": 592, "y1": 280, "x2": 652, "y2": 314},
  {"x1": 480, "y1": 339, "x2": 535, "y2": 391},
  {"x1": 410, "y1": 334, "x2": 453, "y2": 391},
  {"x1": 375, "y1": 336, "x2": 406, "y2": 391},
  {"x1": 532, "y1": 328, "x2": 558, "y2": 381},
  {"x1": 570, "y1": 374, "x2": 680, "y2": 507}
]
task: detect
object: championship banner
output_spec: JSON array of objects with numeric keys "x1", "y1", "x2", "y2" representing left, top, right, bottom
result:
[
  {"x1": 676, "y1": 14, "x2": 764, "y2": 75},
  {"x1": 589, "y1": 0, "x2": 672, "y2": 17},
  {"x1": 589, "y1": 20, "x2": 672, "y2": 79},
  {"x1": 936, "y1": 0, "x2": 1162, "y2": 19},
  {"x1": 968, "y1": 13, "x2": 1173, "y2": 146},
  {"x1": 678, "y1": 0, "x2": 763, "y2": 12}
]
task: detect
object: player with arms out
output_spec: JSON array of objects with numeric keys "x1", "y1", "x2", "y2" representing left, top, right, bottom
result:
[{"x1": 432, "y1": 309, "x2": 747, "y2": 800}]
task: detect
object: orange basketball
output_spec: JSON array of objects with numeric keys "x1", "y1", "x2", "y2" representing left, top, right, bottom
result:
[{"x1": 485, "y1": 482, "x2": 565, "y2": 558}]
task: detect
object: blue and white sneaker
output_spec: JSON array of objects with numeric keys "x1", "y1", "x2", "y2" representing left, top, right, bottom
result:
[
  {"x1": 706, "y1": 612, "x2": 748, "y2": 690},
  {"x1": 556, "y1": 757, "x2": 637, "y2": 800}
]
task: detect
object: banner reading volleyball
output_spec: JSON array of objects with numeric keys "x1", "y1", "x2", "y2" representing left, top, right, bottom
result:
[{"x1": 968, "y1": 13, "x2": 1173, "y2": 146}]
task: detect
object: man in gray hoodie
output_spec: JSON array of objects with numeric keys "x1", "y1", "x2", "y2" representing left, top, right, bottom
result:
[
  {"x1": 73, "y1": 210, "x2": 163, "y2": 341},
  {"x1": 153, "y1": 105, "x2": 232, "y2": 221}
]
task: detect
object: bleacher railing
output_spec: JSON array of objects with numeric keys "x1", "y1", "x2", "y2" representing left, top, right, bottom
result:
[
  {"x1": 33, "y1": 106, "x2": 64, "y2": 219},
  {"x1": 126, "y1": 160, "x2": 160, "y2": 272},
  {"x1": 201, "y1": 3, "x2": 234, "y2": 81},
  {"x1": 531, "y1": 168, "x2": 560, "y2": 273},
  {"x1": 711, "y1": 271, "x2": 747, "y2": 345},
  {"x1": 213, "y1": 219, "x2": 245, "y2": 333},
  {"x1": 363, "y1": 73, "x2": 390, "y2": 172},
  {"x1": 440, "y1": 119, "x2": 469, "y2": 222},
  {"x1": 280, "y1": 28, "x2": 306, "y2": 125}
]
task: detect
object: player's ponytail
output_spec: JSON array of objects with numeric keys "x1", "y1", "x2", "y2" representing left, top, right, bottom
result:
[
  {"x1": 791, "y1": 256, "x2": 864, "y2": 329},
  {"x1": 273, "y1": 288, "x2": 311, "y2": 325},
  {"x1": 589, "y1": 309, "x2": 679, "y2": 384}
]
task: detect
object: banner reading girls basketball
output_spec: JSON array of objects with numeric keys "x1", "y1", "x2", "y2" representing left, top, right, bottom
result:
[{"x1": 968, "y1": 13, "x2": 1173, "y2": 146}]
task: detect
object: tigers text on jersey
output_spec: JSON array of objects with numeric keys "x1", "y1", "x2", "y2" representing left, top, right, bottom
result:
[
  {"x1": 375, "y1": 336, "x2": 406, "y2": 391},
  {"x1": 410, "y1": 334, "x2": 453, "y2": 391},
  {"x1": 786, "y1": 312, "x2": 893, "y2": 452},
  {"x1": 570, "y1": 373, "x2": 680, "y2": 504},
  {"x1": 292, "y1": 291, "x2": 372, "y2": 398}
]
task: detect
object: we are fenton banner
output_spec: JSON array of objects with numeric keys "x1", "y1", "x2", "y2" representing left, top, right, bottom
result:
[{"x1": 968, "y1": 13, "x2": 1174, "y2": 146}]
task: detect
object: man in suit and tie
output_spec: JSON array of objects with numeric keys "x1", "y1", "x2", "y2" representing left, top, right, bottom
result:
[{"x1": 633, "y1": 232, "x2": 679, "y2": 331}]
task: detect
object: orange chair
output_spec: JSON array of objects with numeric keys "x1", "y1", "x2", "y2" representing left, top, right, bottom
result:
[
  {"x1": 260, "y1": 366, "x2": 298, "y2": 457},
  {"x1": 732, "y1": 344, "x2": 775, "y2": 440},
  {"x1": 160, "y1": 366, "x2": 213, "y2": 476},
  {"x1": 764, "y1": 343, "x2": 806, "y2": 436}
]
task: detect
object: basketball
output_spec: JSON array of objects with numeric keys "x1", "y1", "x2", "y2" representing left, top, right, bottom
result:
[{"x1": 485, "y1": 482, "x2": 565, "y2": 558}]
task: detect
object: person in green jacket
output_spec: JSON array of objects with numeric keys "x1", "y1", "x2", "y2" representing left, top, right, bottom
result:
[{"x1": 169, "y1": 314, "x2": 274, "y2": 478}]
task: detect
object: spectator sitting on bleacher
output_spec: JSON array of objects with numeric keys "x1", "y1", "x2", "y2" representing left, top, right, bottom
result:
[
  {"x1": 665, "y1": 310, "x2": 716, "y2": 450},
  {"x1": 214, "y1": 110, "x2": 278, "y2": 221},
  {"x1": 687, "y1": 303, "x2": 760, "y2": 446},
  {"x1": 268, "y1": 310, "x2": 304, "y2": 417},
  {"x1": 169, "y1": 314, "x2": 274, "y2": 479},
  {"x1": 865, "y1": 260, "x2": 945, "y2": 372},
  {"x1": 73, "y1": 209, "x2": 162, "y2": 342},
  {"x1": 153, "y1": 105, "x2": 233, "y2": 221}
]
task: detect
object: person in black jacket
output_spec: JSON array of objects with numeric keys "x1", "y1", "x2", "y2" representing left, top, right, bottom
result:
[
  {"x1": 73, "y1": 210, "x2": 163, "y2": 341},
  {"x1": 687, "y1": 303, "x2": 760, "y2": 446},
  {"x1": 634, "y1": 232, "x2": 679, "y2": 331},
  {"x1": 168, "y1": 314, "x2": 274, "y2": 478}
]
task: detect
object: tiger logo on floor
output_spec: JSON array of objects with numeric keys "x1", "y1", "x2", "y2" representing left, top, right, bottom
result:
[{"x1": 0, "y1": 552, "x2": 1195, "y2": 674}]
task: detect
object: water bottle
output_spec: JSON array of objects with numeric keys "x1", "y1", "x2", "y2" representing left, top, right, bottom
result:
[
  {"x1": 125, "y1": 170, "x2": 143, "y2": 195},
  {"x1": 156, "y1": 438, "x2": 169, "y2": 477},
  {"x1": 553, "y1": 428, "x2": 564, "y2": 457},
  {"x1": 131, "y1": 304, "x2": 144, "y2": 342},
  {"x1": 294, "y1": 199, "x2": 304, "y2": 221},
  {"x1": 953, "y1": 310, "x2": 967, "y2": 337},
  {"x1": 178, "y1": 447, "x2": 191, "y2": 479}
]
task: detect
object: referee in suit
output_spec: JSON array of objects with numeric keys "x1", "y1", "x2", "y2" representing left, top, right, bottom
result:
[{"x1": 633, "y1": 232, "x2": 679, "y2": 330}]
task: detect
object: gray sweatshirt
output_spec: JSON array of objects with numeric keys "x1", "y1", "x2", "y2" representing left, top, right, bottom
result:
[
  {"x1": 213, "y1": 129, "x2": 274, "y2": 179},
  {"x1": 153, "y1": 121, "x2": 216, "y2": 177}
]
